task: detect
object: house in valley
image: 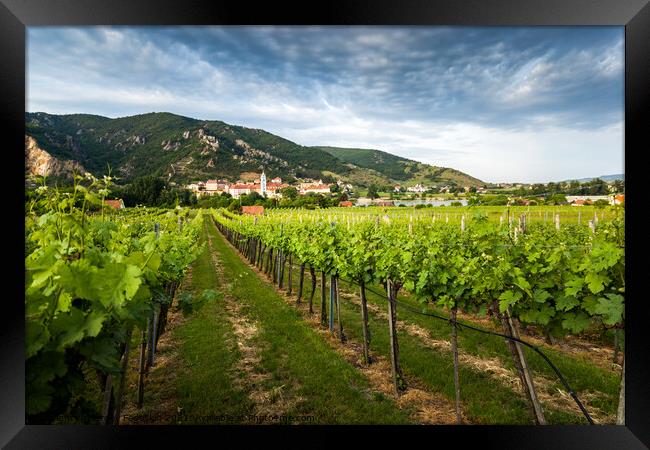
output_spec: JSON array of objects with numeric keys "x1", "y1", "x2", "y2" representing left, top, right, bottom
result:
[{"x1": 104, "y1": 199, "x2": 125, "y2": 210}]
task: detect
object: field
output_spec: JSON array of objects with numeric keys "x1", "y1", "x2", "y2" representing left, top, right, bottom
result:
[{"x1": 25, "y1": 184, "x2": 625, "y2": 425}]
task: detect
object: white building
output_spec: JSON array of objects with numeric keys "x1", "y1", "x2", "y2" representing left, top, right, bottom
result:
[
  {"x1": 407, "y1": 184, "x2": 427, "y2": 193},
  {"x1": 228, "y1": 184, "x2": 252, "y2": 198},
  {"x1": 300, "y1": 183, "x2": 331, "y2": 195},
  {"x1": 566, "y1": 195, "x2": 611, "y2": 203}
]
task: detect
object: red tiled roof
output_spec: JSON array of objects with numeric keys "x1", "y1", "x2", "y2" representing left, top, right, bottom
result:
[
  {"x1": 339, "y1": 201, "x2": 353, "y2": 207},
  {"x1": 242, "y1": 205, "x2": 264, "y2": 215},
  {"x1": 104, "y1": 199, "x2": 124, "y2": 209}
]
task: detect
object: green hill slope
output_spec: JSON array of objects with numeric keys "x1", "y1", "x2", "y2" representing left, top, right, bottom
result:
[
  {"x1": 25, "y1": 112, "x2": 483, "y2": 188},
  {"x1": 26, "y1": 112, "x2": 350, "y2": 184},
  {"x1": 315, "y1": 146, "x2": 483, "y2": 187}
]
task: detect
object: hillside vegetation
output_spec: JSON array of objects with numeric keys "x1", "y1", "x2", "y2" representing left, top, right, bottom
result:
[
  {"x1": 315, "y1": 146, "x2": 483, "y2": 188},
  {"x1": 25, "y1": 112, "x2": 482, "y2": 188}
]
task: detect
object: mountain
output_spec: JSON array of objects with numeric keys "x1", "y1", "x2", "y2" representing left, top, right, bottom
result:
[
  {"x1": 315, "y1": 146, "x2": 483, "y2": 187},
  {"x1": 573, "y1": 174, "x2": 624, "y2": 182},
  {"x1": 25, "y1": 112, "x2": 483, "y2": 188}
]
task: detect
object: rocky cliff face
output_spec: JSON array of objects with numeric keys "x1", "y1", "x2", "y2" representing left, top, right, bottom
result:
[{"x1": 25, "y1": 135, "x2": 86, "y2": 178}]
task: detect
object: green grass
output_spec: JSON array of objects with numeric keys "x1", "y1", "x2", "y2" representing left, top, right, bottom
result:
[{"x1": 125, "y1": 218, "x2": 252, "y2": 424}]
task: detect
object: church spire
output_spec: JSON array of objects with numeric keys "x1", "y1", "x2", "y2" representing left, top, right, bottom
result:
[{"x1": 260, "y1": 168, "x2": 267, "y2": 195}]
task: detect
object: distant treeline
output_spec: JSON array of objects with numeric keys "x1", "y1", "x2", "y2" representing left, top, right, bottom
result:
[{"x1": 489, "y1": 178, "x2": 624, "y2": 197}]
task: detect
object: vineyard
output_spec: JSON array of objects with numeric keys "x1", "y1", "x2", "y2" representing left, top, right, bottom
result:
[
  {"x1": 24, "y1": 180, "x2": 625, "y2": 424},
  {"x1": 210, "y1": 204, "x2": 625, "y2": 424},
  {"x1": 25, "y1": 176, "x2": 213, "y2": 424}
]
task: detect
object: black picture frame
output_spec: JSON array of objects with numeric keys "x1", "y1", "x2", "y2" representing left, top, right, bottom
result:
[{"x1": 2, "y1": 0, "x2": 648, "y2": 448}]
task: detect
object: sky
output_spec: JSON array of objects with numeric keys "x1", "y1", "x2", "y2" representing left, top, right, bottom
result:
[{"x1": 27, "y1": 26, "x2": 624, "y2": 183}]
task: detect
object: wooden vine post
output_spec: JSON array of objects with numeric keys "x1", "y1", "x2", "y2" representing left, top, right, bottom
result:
[
  {"x1": 101, "y1": 374, "x2": 114, "y2": 425},
  {"x1": 146, "y1": 223, "x2": 160, "y2": 371},
  {"x1": 287, "y1": 253, "x2": 293, "y2": 295},
  {"x1": 386, "y1": 278, "x2": 405, "y2": 394},
  {"x1": 308, "y1": 266, "x2": 316, "y2": 313},
  {"x1": 113, "y1": 326, "x2": 134, "y2": 425},
  {"x1": 335, "y1": 276, "x2": 345, "y2": 342},
  {"x1": 297, "y1": 262, "x2": 305, "y2": 304},
  {"x1": 359, "y1": 279, "x2": 371, "y2": 364},
  {"x1": 506, "y1": 308, "x2": 546, "y2": 424},
  {"x1": 617, "y1": 357, "x2": 625, "y2": 425},
  {"x1": 329, "y1": 274, "x2": 335, "y2": 332},
  {"x1": 278, "y1": 250, "x2": 284, "y2": 288},
  {"x1": 320, "y1": 271, "x2": 327, "y2": 325},
  {"x1": 137, "y1": 324, "x2": 147, "y2": 408},
  {"x1": 450, "y1": 307, "x2": 461, "y2": 424}
]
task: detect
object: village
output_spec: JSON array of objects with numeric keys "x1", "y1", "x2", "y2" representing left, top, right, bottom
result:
[
  {"x1": 185, "y1": 171, "x2": 335, "y2": 199},
  {"x1": 182, "y1": 170, "x2": 624, "y2": 208}
]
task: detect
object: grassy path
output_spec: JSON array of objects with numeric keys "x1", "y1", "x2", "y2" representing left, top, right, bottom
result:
[{"x1": 123, "y1": 216, "x2": 416, "y2": 424}]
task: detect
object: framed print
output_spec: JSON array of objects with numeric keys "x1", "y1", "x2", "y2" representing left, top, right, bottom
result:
[{"x1": 2, "y1": 0, "x2": 648, "y2": 448}]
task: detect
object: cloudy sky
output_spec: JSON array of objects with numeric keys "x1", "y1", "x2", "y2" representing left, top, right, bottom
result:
[{"x1": 27, "y1": 26, "x2": 624, "y2": 183}]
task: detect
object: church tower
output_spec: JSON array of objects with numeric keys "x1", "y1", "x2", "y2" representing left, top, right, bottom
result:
[{"x1": 260, "y1": 169, "x2": 267, "y2": 196}]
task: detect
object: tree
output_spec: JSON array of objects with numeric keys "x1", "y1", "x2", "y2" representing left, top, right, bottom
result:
[
  {"x1": 240, "y1": 191, "x2": 265, "y2": 206},
  {"x1": 122, "y1": 175, "x2": 165, "y2": 206},
  {"x1": 367, "y1": 184, "x2": 379, "y2": 199},
  {"x1": 612, "y1": 179, "x2": 624, "y2": 193},
  {"x1": 330, "y1": 183, "x2": 341, "y2": 194},
  {"x1": 280, "y1": 186, "x2": 299, "y2": 200},
  {"x1": 546, "y1": 193, "x2": 567, "y2": 205}
]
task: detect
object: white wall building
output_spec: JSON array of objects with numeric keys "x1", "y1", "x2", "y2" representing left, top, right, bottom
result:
[{"x1": 407, "y1": 184, "x2": 427, "y2": 193}]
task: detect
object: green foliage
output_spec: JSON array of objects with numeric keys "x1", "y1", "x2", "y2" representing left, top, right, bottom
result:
[
  {"x1": 279, "y1": 186, "x2": 299, "y2": 200},
  {"x1": 175, "y1": 289, "x2": 219, "y2": 317},
  {"x1": 25, "y1": 175, "x2": 203, "y2": 422},
  {"x1": 211, "y1": 206, "x2": 624, "y2": 341},
  {"x1": 546, "y1": 194, "x2": 568, "y2": 205},
  {"x1": 367, "y1": 184, "x2": 380, "y2": 199}
]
